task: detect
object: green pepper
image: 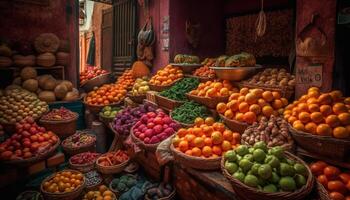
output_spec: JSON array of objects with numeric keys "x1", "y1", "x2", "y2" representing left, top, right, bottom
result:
[
  {"x1": 171, "y1": 101, "x2": 210, "y2": 124},
  {"x1": 160, "y1": 78, "x2": 199, "y2": 101}
]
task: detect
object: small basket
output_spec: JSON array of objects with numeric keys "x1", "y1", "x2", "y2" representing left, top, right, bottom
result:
[
  {"x1": 239, "y1": 82, "x2": 294, "y2": 100},
  {"x1": 39, "y1": 113, "x2": 78, "y2": 139},
  {"x1": 68, "y1": 153, "x2": 100, "y2": 173},
  {"x1": 95, "y1": 156, "x2": 130, "y2": 175},
  {"x1": 149, "y1": 79, "x2": 181, "y2": 92},
  {"x1": 220, "y1": 114, "x2": 248, "y2": 134},
  {"x1": 98, "y1": 114, "x2": 115, "y2": 125},
  {"x1": 170, "y1": 144, "x2": 221, "y2": 170},
  {"x1": 62, "y1": 133, "x2": 96, "y2": 156},
  {"x1": 126, "y1": 92, "x2": 146, "y2": 104},
  {"x1": 40, "y1": 169, "x2": 85, "y2": 200},
  {"x1": 170, "y1": 111, "x2": 194, "y2": 128},
  {"x1": 186, "y1": 93, "x2": 229, "y2": 109},
  {"x1": 144, "y1": 189, "x2": 176, "y2": 200},
  {"x1": 155, "y1": 94, "x2": 185, "y2": 110},
  {"x1": 289, "y1": 125, "x2": 350, "y2": 160},
  {"x1": 83, "y1": 96, "x2": 122, "y2": 115},
  {"x1": 221, "y1": 151, "x2": 314, "y2": 200},
  {"x1": 130, "y1": 127, "x2": 160, "y2": 152},
  {"x1": 80, "y1": 73, "x2": 112, "y2": 92}
]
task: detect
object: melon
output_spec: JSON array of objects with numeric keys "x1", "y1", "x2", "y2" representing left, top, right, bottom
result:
[
  {"x1": 54, "y1": 83, "x2": 68, "y2": 99},
  {"x1": 42, "y1": 77, "x2": 57, "y2": 91},
  {"x1": 37, "y1": 75, "x2": 52, "y2": 88},
  {"x1": 60, "y1": 80, "x2": 73, "y2": 91},
  {"x1": 12, "y1": 77, "x2": 22, "y2": 85},
  {"x1": 38, "y1": 91, "x2": 56, "y2": 102},
  {"x1": 20, "y1": 67, "x2": 37, "y2": 80},
  {"x1": 63, "y1": 88, "x2": 79, "y2": 101},
  {"x1": 22, "y1": 79, "x2": 38, "y2": 92}
]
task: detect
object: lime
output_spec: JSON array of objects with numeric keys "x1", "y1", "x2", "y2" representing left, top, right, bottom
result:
[
  {"x1": 294, "y1": 174, "x2": 307, "y2": 188},
  {"x1": 258, "y1": 164, "x2": 272, "y2": 180},
  {"x1": 270, "y1": 146, "x2": 284, "y2": 159},
  {"x1": 225, "y1": 161, "x2": 239, "y2": 174},
  {"x1": 236, "y1": 145, "x2": 249, "y2": 156},
  {"x1": 263, "y1": 184, "x2": 277, "y2": 193},
  {"x1": 294, "y1": 163, "x2": 307, "y2": 176},
  {"x1": 244, "y1": 175, "x2": 259, "y2": 188},
  {"x1": 279, "y1": 176, "x2": 296, "y2": 191},
  {"x1": 268, "y1": 172, "x2": 280, "y2": 184},
  {"x1": 253, "y1": 149, "x2": 266, "y2": 163},
  {"x1": 239, "y1": 159, "x2": 253, "y2": 173},
  {"x1": 265, "y1": 155, "x2": 280, "y2": 168},
  {"x1": 280, "y1": 163, "x2": 295, "y2": 177},
  {"x1": 243, "y1": 154, "x2": 254, "y2": 162},
  {"x1": 253, "y1": 141, "x2": 268, "y2": 152},
  {"x1": 250, "y1": 163, "x2": 261, "y2": 176},
  {"x1": 233, "y1": 171, "x2": 245, "y2": 182},
  {"x1": 224, "y1": 150, "x2": 237, "y2": 162}
]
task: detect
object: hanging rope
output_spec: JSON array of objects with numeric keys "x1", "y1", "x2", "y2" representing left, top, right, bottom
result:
[{"x1": 255, "y1": 0, "x2": 266, "y2": 40}]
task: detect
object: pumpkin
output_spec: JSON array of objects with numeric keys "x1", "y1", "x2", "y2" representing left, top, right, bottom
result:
[
  {"x1": 22, "y1": 79, "x2": 39, "y2": 92},
  {"x1": 38, "y1": 91, "x2": 56, "y2": 102},
  {"x1": 42, "y1": 77, "x2": 57, "y2": 91},
  {"x1": 13, "y1": 55, "x2": 36, "y2": 67},
  {"x1": 36, "y1": 53, "x2": 56, "y2": 67},
  {"x1": 131, "y1": 61, "x2": 150, "y2": 78},
  {"x1": 54, "y1": 83, "x2": 68, "y2": 99},
  {"x1": 59, "y1": 80, "x2": 73, "y2": 91},
  {"x1": 56, "y1": 52, "x2": 69, "y2": 66},
  {"x1": 63, "y1": 88, "x2": 79, "y2": 101},
  {"x1": 20, "y1": 67, "x2": 37, "y2": 80},
  {"x1": 0, "y1": 56, "x2": 12, "y2": 67}
]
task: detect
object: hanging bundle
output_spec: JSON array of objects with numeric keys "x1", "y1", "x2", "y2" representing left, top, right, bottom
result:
[{"x1": 255, "y1": 0, "x2": 266, "y2": 40}]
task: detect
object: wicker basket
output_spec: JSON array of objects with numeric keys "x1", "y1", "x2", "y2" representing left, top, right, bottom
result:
[
  {"x1": 170, "y1": 144, "x2": 221, "y2": 170},
  {"x1": 184, "y1": 74, "x2": 216, "y2": 83},
  {"x1": 98, "y1": 114, "x2": 115, "y2": 125},
  {"x1": 239, "y1": 82, "x2": 294, "y2": 100},
  {"x1": 34, "y1": 33, "x2": 60, "y2": 53},
  {"x1": 221, "y1": 151, "x2": 314, "y2": 200},
  {"x1": 130, "y1": 127, "x2": 160, "y2": 152},
  {"x1": 3, "y1": 138, "x2": 60, "y2": 166},
  {"x1": 220, "y1": 114, "x2": 248, "y2": 134},
  {"x1": 62, "y1": 133, "x2": 96, "y2": 156},
  {"x1": 68, "y1": 153, "x2": 100, "y2": 173},
  {"x1": 171, "y1": 63, "x2": 202, "y2": 73},
  {"x1": 289, "y1": 125, "x2": 350, "y2": 160},
  {"x1": 186, "y1": 93, "x2": 229, "y2": 109},
  {"x1": 126, "y1": 93, "x2": 146, "y2": 104},
  {"x1": 155, "y1": 94, "x2": 185, "y2": 110},
  {"x1": 83, "y1": 96, "x2": 122, "y2": 115},
  {"x1": 80, "y1": 73, "x2": 112, "y2": 92},
  {"x1": 39, "y1": 113, "x2": 78, "y2": 139},
  {"x1": 95, "y1": 156, "x2": 130, "y2": 175},
  {"x1": 170, "y1": 111, "x2": 194, "y2": 128},
  {"x1": 149, "y1": 79, "x2": 181, "y2": 92},
  {"x1": 144, "y1": 189, "x2": 176, "y2": 200},
  {"x1": 40, "y1": 169, "x2": 85, "y2": 200},
  {"x1": 314, "y1": 182, "x2": 330, "y2": 200}
]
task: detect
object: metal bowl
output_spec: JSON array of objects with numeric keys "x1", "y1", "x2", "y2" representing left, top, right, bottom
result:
[
  {"x1": 80, "y1": 72, "x2": 112, "y2": 92},
  {"x1": 210, "y1": 65, "x2": 262, "y2": 81},
  {"x1": 170, "y1": 63, "x2": 203, "y2": 73}
]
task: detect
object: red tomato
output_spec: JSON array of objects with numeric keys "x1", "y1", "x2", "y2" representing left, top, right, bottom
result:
[
  {"x1": 329, "y1": 192, "x2": 345, "y2": 200},
  {"x1": 328, "y1": 180, "x2": 347, "y2": 194},
  {"x1": 324, "y1": 166, "x2": 341, "y2": 180},
  {"x1": 339, "y1": 173, "x2": 350, "y2": 184},
  {"x1": 310, "y1": 161, "x2": 328, "y2": 176},
  {"x1": 317, "y1": 175, "x2": 328, "y2": 187}
]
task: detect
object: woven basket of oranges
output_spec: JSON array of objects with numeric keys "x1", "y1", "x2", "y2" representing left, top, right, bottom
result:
[{"x1": 149, "y1": 65, "x2": 183, "y2": 92}]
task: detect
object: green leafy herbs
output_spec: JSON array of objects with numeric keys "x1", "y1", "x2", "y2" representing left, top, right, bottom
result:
[
  {"x1": 160, "y1": 77, "x2": 199, "y2": 101},
  {"x1": 171, "y1": 101, "x2": 210, "y2": 124}
]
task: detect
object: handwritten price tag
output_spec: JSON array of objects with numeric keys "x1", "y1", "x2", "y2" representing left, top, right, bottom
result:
[{"x1": 296, "y1": 64, "x2": 323, "y2": 87}]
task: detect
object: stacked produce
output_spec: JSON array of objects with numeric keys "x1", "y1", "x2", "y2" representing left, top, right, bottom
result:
[
  {"x1": 112, "y1": 103, "x2": 157, "y2": 137},
  {"x1": 83, "y1": 185, "x2": 115, "y2": 200},
  {"x1": 41, "y1": 107, "x2": 76, "y2": 121},
  {"x1": 174, "y1": 54, "x2": 200, "y2": 64},
  {"x1": 217, "y1": 88, "x2": 289, "y2": 124},
  {"x1": 245, "y1": 68, "x2": 295, "y2": 88},
  {"x1": 0, "y1": 88, "x2": 48, "y2": 124},
  {"x1": 145, "y1": 183, "x2": 174, "y2": 199},
  {"x1": 193, "y1": 58, "x2": 216, "y2": 78},
  {"x1": 62, "y1": 132, "x2": 95, "y2": 149},
  {"x1": 70, "y1": 152, "x2": 100, "y2": 165},
  {"x1": 284, "y1": 87, "x2": 350, "y2": 138},
  {"x1": 310, "y1": 161, "x2": 350, "y2": 199},
  {"x1": 116, "y1": 69, "x2": 135, "y2": 89},
  {"x1": 110, "y1": 174, "x2": 137, "y2": 193},
  {"x1": 223, "y1": 142, "x2": 308, "y2": 192},
  {"x1": 97, "y1": 150, "x2": 129, "y2": 167},
  {"x1": 84, "y1": 171, "x2": 103, "y2": 189},
  {"x1": 149, "y1": 65, "x2": 183, "y2": 86},
  {"x1": 99, "y1": 106, "x2": 121, "y2": 118},
  {"x1": 133, "y1": 110, "x2": 180, "y2": 144},
  {"x1": 42, "y1": 170, "x2": 84, "y2": 193},
  {"x1": 171, "y1": 101, "x2": 210, "y2": 125},
  {"x1": 85, "y1": 84, "x2": 126, "y2": 106},
  {"x1": 189, "y1": 80, "x2": 237, "y2": 97},
  {"x1": 160, "y1": 77, "x2": 199, "y2": 101},
  {"x1": 130, "y1": 77, "x2": 150, "y2": 96},
  {"x1": 172, "y1": 117, "x2": 240, "y2": 157},
  {"x1": 80, "y1": 67, "x2": 108, "y2": 85},
  {"x1": 242, "y1": 115, "x2": 293, "y2": 148},
  {"x1": 0, "y1": 117, "x2": 59, "y2": 160},
  {"x1": 216, "y1": 52, "x2": 256, "y2": 67}
]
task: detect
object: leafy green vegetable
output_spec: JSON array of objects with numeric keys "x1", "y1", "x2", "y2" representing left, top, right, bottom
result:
[
  {"x1": 171, "y1": 101, "x2": 210, "y2": 124},
  {"x1": 160, "y1": 77, "x2": 199, "y2": 101}
]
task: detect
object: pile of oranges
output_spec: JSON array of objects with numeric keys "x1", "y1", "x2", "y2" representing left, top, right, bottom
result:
[
  {"x1": 193, "y1": 58, "x2": 216, "y2": 78},
  {"x1": 116, "y1": 69, "x2": 135, "y2": 89},
  {"x1": 42, "y1": 170, "x2": 84, "y2": 193},
  {"x1": 172, "y1": 117, "x2": 240, "y2": 158},
  {"x1": 284, "y1": 87, "x2": 350, "y2": 139},
  {"x1": 149, "y1": 65, "x2": 183, "y2": 86},
  {"x1": 189, "y1": 80, "x2": 238, "y2": 98},
  {"x1": 85, "y1": 84, "x2": 126, "y2": 106},
  {"x1": 217, "y1": 88, "x2": 288, "y2": 124}
]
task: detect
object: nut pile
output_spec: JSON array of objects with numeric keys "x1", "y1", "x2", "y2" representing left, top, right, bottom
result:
[
  {"x1": 41, "y1": 107, "x2": 76, "y2": 121},
  {"x1": 246, "y1": 68, "x2": 295, "y2": 88},
  {"x1": 62, "y1": 132, "x2": 95, "y2": 149},
  {"x1": 242, "y1": 115, "x2": 292, "y2": 148}
]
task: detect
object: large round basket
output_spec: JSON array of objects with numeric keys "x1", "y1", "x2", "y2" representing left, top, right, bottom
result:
[
  {"x1": 239, "y1": 81, "x2": 294, "y2": 100},
  {"x1": 145, "y1": 189, "x2": 176, "y2": 200},
  {"x1": 155, "y1": 94, "x2": 185, "y2": 110},
  {"x1": 40, "y1": 169, "x2": 85, "y2": 200},
  {"x1": 3, "y1": 138, "x2": 60, "y2": 166},
  {"x1": 95, "y1": 156, "x2": 130, "y2": 175},
  {"x1": 184, "y1": 74, "x2": 216, "y2": 83},
  {"x1": 149, "y1": 79, "x2": 181, "y2": 92},
  {"x1": 186, "y1": 93, "x2": 229, "y2": 109},
  {"x1": 221, "y1": 151, "x2": 314, "y2": 200},
  {"x1": 220, "y1": 114, "x2": 248, "y2": 134},
  {"x1": 39, "y1": 113, "x2": 78, "y2": 139},
  {"x1": 83, "y1": 97, "x2": 122, "y2": 115},
  {"x1": 170, "y1": 111, "x2": 194, "y2": 128},
  {"x1": 68, "y1": 153, "x2": 100, "y2": 173},
  {"x1": 80, "y1": 73, "x2": 112, "y2": 92},
  {"x1": 130, "y1": 127, "x2": 160, "y2": 152},
  {"x1": 126, "y1": 92, "x2": 146, "y2": 104},
  {"x1": 170, "y1": 144, "x2": 221, "y2": 170},
  {"x1": 62, "y1": 133, "x2": 96, "y2": 156},
  {"x1": 210, "y1": 65, "x2": 262, "y2": 81},
  {"x1": 170, "y1": 63, "x2": 202, "y2": 74},
  {"x1": 289, "y1": 125, "x2": 350, "y2": 160}
]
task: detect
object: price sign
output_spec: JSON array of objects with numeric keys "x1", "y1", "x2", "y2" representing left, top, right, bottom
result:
[{"x1": 296, "y1": 64, "x2": 323, "y2": 87}]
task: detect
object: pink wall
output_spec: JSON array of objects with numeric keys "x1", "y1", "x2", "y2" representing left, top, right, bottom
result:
[
  {"x1": 224, "y1": 0, "x2": 290, "y2": 15},
  {"x1": 0, "y1": 0, "x2": 78, "y2": 86}
]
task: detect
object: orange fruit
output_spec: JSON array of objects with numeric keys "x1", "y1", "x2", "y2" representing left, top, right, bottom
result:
[
  {"x1": 223, "y1": 130, "x2": 233, "y2": 141},
  {"x1": 204, "y1": 138, "x2": 213, "y2": 146},
  {"x1": 310, "y1": 112, "x2": 324, "y2": 123},
  {"x1": 229, "y1": 93, "x2": 240, "y2": 101},
  {"x1": 305, "y1": 122, "x2": 317, "y2": 134},
  {"x1": 243, "y1": 111, "x2": 257, "y2": 124},
  {"x1": 262, "y1": 106, "x2": 274, "y2": 117},
  {"x1": 172, "y1": 137, "x2": 181, "y2": 147},
  {"x1": 298, "y1": 103, "x2": 309, "y2": 112},
  {"x1": 235, "y1": 113, "x2": 244, "y2": 122},
  {"x1": 213, "y1": 122, "x2": 225, "y2": 132},
  {"x1": 308, "y1": 104, "x2": 320, "y2": 113},
  {"x1": 307, "y1": 97, "x2": 319, "y2": 105},
  {"x1": 258, "y1": 98, "x2": 268, "y2": 108},
  {"x1": 333, "y1": 103, "x2": 348, "y2": 115},
  {"x1": 262, "y1": 91, "x2": 274, "y2": 102},
  {"x1": 211, "y1": 131, "x2": 223, "y2": 145},
  {"x1": 288, "y1": 116, "x2": 298, "y2": 124},
  {"x1": 185, "y1": 134, "x2": 196, "y2": 143},
  {"x1": 344, "y1": 97, "x2": 350, "y2": 105},
  {"x1": 298, "y1": 112, "x2": 311, "y2": 123},
  {"x1": 203, "y1": 126, "x2": 214, "y2": 136},
  {"x1": 224, "y1": 109, "x2": 234, "y2": 119},
  {"x1": 308, "y1": 90, "x2": 320, "y2": 98},
  {"x1": 193, "y1": 137, "x2": 205, "y2": 148},
  {"x1": 227, "y1": 100, "x2": 239, "y2": 112},
  {"x1": 245, "y1": 93, "x2": 258, "y2": 104},
  {"x1": 333, "y1": 127, "x2": 349, "y2": 139},
  {"x1": 220, "y1": 88, "x2": 229, "y2": 96},
  {"x1": 192, "y1": 147, "x2": 202, "y2": 157},
  {"x1": 330, "y1": 90, "x2": 343, "y2": 101},
  {"x1": 308, "y1": 87, "x2": 320, "y2": 93},
  {"x1": 194, "y1": 117, "x2": 204, "y2": 127},
  {"x1": 316, "y1": 124, "x2": 332, "y2": 136},
  {"x1": 338, "y1": 113, "x2": 350, "y2": 125},
  {"x1": 239, "y1": 102, "x2": 250, "y2": 113},
  {"x1": 272, "y1": 99, "x2": 283, "y2": 109},
  {"x1": 238, "y1": 95, "x2": 246, "y2": 103},
  {"x1": 202, "y1": 146, "x2": 212, "y2": 157},
  {"x1": 185, "y1": 149, "x2": 193, "y2": 156},
  {"x1": 205, "y1": 117, "x2": 215, "y2": 126},
  {"x1": 240, "y1": 88, "x2": 249, "y2": 95},
  {"x1": 318, "y1": 93, "x2": 333, "y2": 105},
  {"x1": 325, "y1": 115, "x2": 341, "y2": 128},
  {"x1": 216, "y1": 103, "x2": 227, "y2": 114},
  {"x1": 293, "y1": 122, "x2": 305, "y2": 131},
  {"x1": 249, "y1": 104, "x2": 261, "y2": 115},
  {"x1": 221, "y1": 140, "x2": 232, "y2": 151},
  {"x1": 320, "y1": 105, "x2": 333, "y2": 116},
  {"x1": 212, "y1": 145, "x2": 222, "y2": 156},
  {"x1": 272, "y1": 91, "x2": 281, "y2": 99},
  {"x1": 281, "y1": 98, "x2": 289, "y2": 106},
  {"x1": 178, "y1": 140, "x2": 189, "y2": 152},
  {"x1": 251, "y1": 89, "x2": 263, "y2": 98}
]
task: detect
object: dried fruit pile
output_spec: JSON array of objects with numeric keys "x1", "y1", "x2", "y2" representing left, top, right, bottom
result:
[
  {"x1": 193, "y1": 58, "x2": 216, "y2": 78},
  {"x1": 97, "y1": 150, "x2": 129, "y2": 167},
  {"x1": 62, "y1": 132, "x2": 95, "y2": 149},
  {"x1": 85, "y1": 84, "x2": 126, "y2": 106},
  {"x1": 189, "y1": 80, "x2": 237, "y2": 98},
  {"x1": 41, "y1": 107, "x2": 76, "y2": 121},
  {"x1": 42, "y1": 170, "x2": 84, "y2": 193},
  {"x1": 245, "y1": 68, "x2": 295, "y2": 88},
  {"x1": 80, "y1": 67, "x2": 108, "y2": 85},
  {"x1": 149, "y1": 65, "x2": 183, "y2": 86},
  {"x1": 70, "y1": 152, "x2": 100, "y2": 165}
]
